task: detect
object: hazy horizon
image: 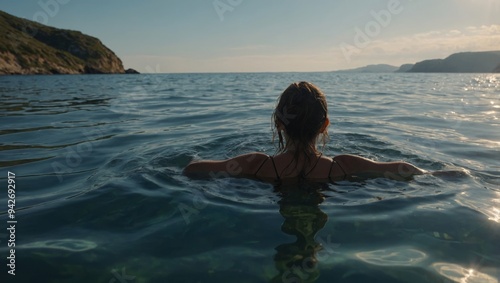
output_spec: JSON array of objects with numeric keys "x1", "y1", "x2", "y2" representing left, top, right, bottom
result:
[{"x1": 1, "y1": 0, "x2": 499, "y2": 73}]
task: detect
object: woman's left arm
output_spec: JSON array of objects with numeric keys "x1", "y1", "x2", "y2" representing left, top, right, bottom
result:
[{"x1": 334, "y1": 154, "x2": 427, "y2": 180}]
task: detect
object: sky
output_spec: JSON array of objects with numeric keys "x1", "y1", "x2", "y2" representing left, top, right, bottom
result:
[{"x1": 1, "y1": 0, "x2": 499, "y2": 73}]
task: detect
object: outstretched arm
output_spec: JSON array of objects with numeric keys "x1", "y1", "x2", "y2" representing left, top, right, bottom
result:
[
  {"x1": 183, "y1": 152, "x2": 268, "y2": 178},
  {"x1": 334, "y1": 154, "x2": 427, "y2": 180}
]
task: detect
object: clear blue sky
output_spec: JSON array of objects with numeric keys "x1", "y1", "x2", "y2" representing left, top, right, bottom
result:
[{"x1": 1, "y1": 0, "x2": 499, "y2": 73}]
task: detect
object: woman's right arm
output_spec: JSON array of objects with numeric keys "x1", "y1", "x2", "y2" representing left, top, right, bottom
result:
[
  {"x1": 183, "y1": 152, "x2": 269, "y2": 178},
  {"x1": 334, "y1": 154, "x2": 427, "y2": 180}
]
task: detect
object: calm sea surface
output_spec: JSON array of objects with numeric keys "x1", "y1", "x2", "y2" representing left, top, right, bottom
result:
[{"x1": 0, "y1": 73, "x2": 499, "y2": 283}]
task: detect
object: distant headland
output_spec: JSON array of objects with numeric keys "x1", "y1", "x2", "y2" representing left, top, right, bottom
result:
[
  {"x1": 331, "y1": 64, "x2": 399, "y2": 73},
  {"x1": 334, "y1": 50, "x2": 500, "y2": 73},
  {"x1": 0, "y1": 10, "x2": 138, "y2": 75}
]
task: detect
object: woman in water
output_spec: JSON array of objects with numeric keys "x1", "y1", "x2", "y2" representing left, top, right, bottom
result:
[{"x1": 184, "y1": 81, "x2": 426, "y2": 183}]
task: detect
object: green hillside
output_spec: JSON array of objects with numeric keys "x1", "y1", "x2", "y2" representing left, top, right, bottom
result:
[{"x1": 0, "y1": 10, "x2": 124, "y2": 74}]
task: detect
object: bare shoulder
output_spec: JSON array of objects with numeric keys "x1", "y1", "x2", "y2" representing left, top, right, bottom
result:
[
  {"x1": 332, "y1": 154, "x2": 372, "y2": 171},
  {"x1": 332, "y1": 154, "x2": 426, "y2": 179},
  {"x1": 184, "y1": 152, "x2": 269, "y2": 177},
  {"x1": 230, "y1": 152, "x2": 270, "y2": 171},
  {"x1": 333, "y1": 154, "x2": 371, "y2": 163}
]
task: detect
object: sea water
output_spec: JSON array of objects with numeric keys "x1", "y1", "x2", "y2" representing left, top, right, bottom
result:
[{"x1": 0, "y1": 72, "x2": 499, "y2": 282}]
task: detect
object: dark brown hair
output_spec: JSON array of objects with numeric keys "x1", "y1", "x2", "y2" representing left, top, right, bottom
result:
[{"x1": 272, "y1": 82, "x2": 329, "y2": 173}]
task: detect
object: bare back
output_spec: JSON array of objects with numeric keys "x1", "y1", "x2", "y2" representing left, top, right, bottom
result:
[{"x1": 254, "y1": 153, "x2": 347, "y2": 182}]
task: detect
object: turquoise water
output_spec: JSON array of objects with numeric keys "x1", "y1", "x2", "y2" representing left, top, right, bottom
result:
[{"x1": 0, "y1": 73, "x2": 499, "y2": 282}]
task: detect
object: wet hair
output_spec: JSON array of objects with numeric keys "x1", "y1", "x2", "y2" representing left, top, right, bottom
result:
[{"x1": 272, "y1": 82, "x2": 329, "y2": 173}]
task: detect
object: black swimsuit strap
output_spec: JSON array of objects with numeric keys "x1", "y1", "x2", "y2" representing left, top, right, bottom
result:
[
  {"x1": 337, "y1": 160, "x2": 347, "y2": 178},
  {"x1": 254, "y1": 155, "x2": 281, "y2": 183},
  {"x1": 254, "y1": 155, "x2": 269, "y2": 176},
  {"x1": 304, "y1": 153, "x2": 323, "y2": 177},
  {"x1": 270, "y1": 156, "x2": 280, "y2": 181},
  {"x1": 329, "y1": 159, "x2": 347, "y2": 182},
  {"x1": 257, "y1": 154, "x2": 343, "y2": 183}
]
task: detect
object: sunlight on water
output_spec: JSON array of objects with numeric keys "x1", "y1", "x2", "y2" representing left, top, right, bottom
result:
[
  {"x1": 489, "y1": 208, "x2": 500, "y2": 223},
  {"x1": 355, "y1": 247, "x2": 427, "y2": 266},
  {"x1": 455, "y1": 191, "x2": 500, "y2": 224},
  {"x1": 20, "y1": 239, "x2": 98, "y2": 252},
  {"x1": 431, "y1": 263, "x2": 498, "y2": 283},
  {"x1": 487, "y1": 192, "x2": 500, "y2": 223}
]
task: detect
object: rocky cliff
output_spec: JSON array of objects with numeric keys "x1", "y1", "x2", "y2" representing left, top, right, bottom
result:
[
  {"x1": 333, "y1": 64, "x2": 398, "y2": 73},
  {"x1": 408, "y1": 51, "x2": 500, "y2": 73},
  {"x1": 0, "y1": 10, "x2": 124, "y2": 75},
  {"x1": 396, "y1": 64, "x2": 414, "y2": 72}
]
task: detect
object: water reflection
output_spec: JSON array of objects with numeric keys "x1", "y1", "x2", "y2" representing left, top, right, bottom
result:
[
  {"x1": 271, "y1": 183, "x2": 329, "y2": 283},
  {"x1": 19, "y1": 239, "x2": 97, "y2": 252},
  {"x1": 455, "y1": 191, "x2": 500, "y2": 224},
  {"x1": 431, "y1": 262, "x2": 498, "y2": 283},
  {"x1": 356, "y1": 247, "x2": 427, "y2": 266},
  {"x1": 0, "y1": 96, "x2": 111, "y2": 115}
]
